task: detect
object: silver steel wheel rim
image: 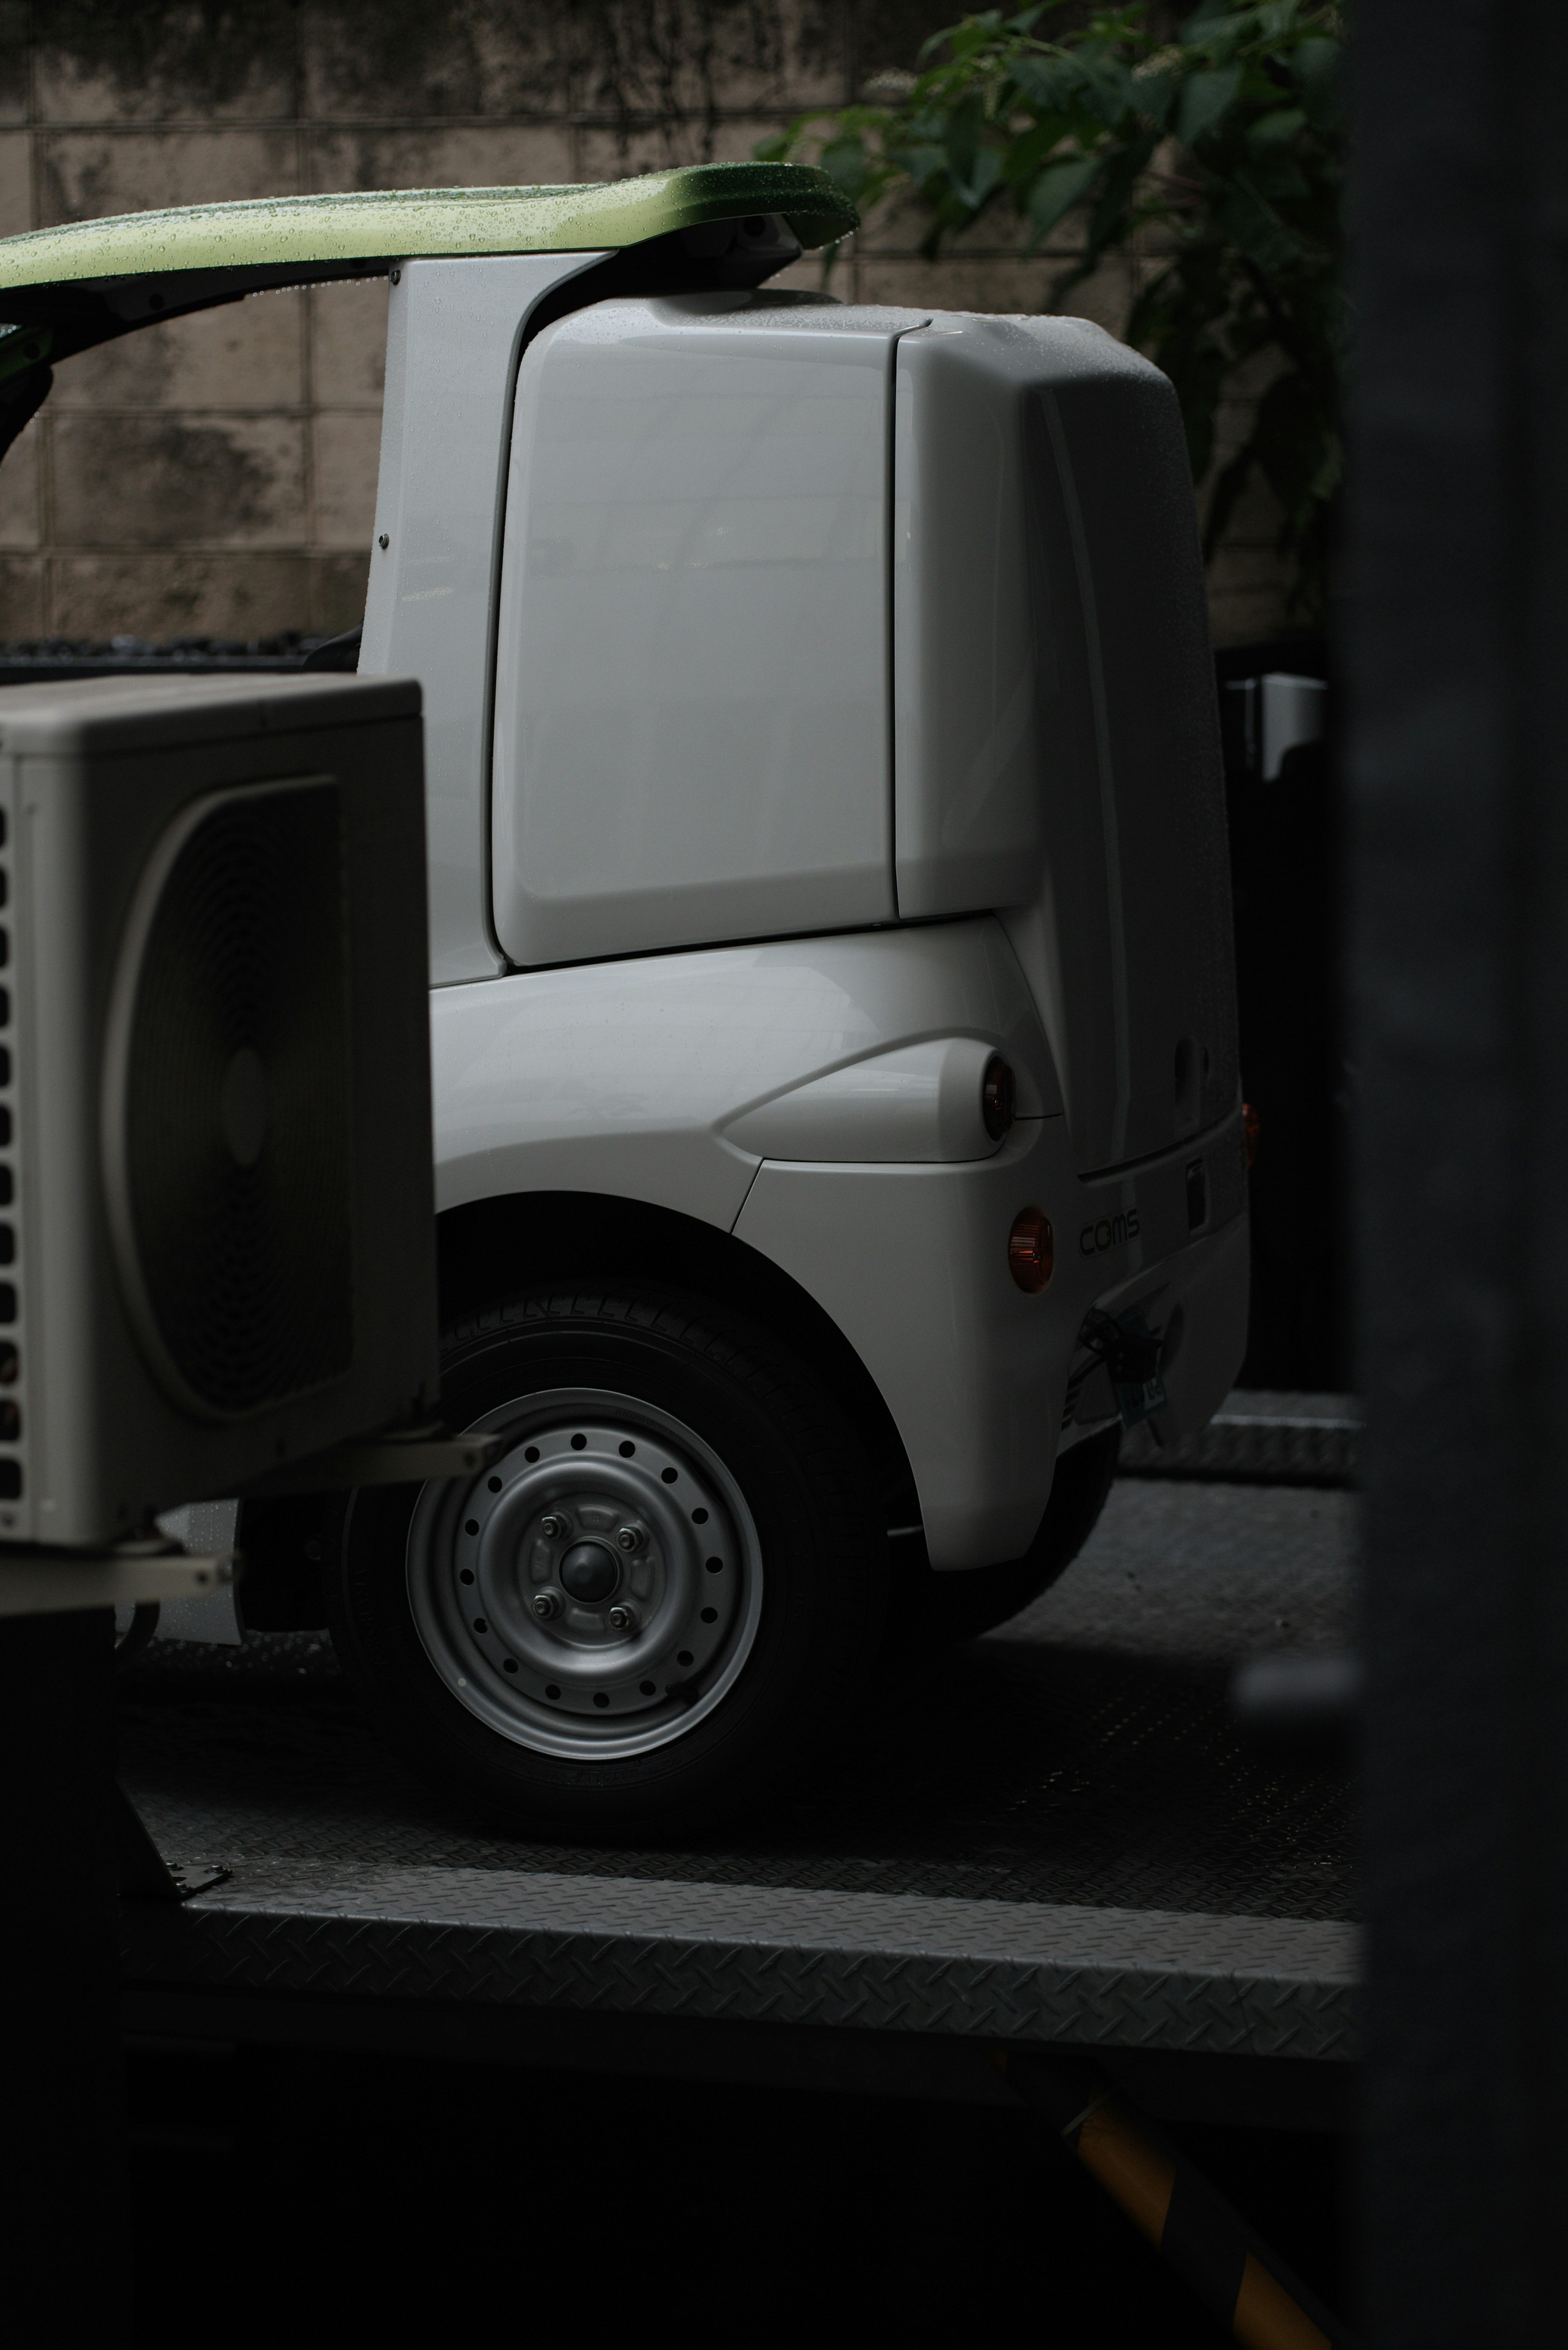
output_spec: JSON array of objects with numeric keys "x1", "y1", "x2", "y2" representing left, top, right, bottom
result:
[{"x1": 406, "y1": 1387, "x2": 765, "y2": 1761}]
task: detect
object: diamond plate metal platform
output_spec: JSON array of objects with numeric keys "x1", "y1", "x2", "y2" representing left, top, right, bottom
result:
[
  {"x1": 122, "y1": 1862, "x2": 1357, "y2": 2060},
  {"x1": 1119, "y1": 1392, "x2": 1358, "y2": 1487},
  {"x1": 119, "y1": 1478, "x2": 1360, "y2": 2092}
]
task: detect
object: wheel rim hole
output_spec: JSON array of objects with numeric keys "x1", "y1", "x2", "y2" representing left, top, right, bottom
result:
[
  {"x1": 503, "y1": 1659, "x2": 518, "y2": 1674},
  {"x1": 691, "y1": 1507, "x2": 708, "y2": 1523},
  {"x1": 661, "y1": 1467, "x2": 677, "y2": 1484},
  {"x1": 619, "y1": 1440, "x2": 635, "y2": 1457},
  {"x1": 593, "y1": 1692, "x2": 609, "y2": 1708},
  {"x1": 459, "y1": 1569, "x2": 474, "y2": 1586},
  {"x1": 705, "y1": 1558, "x2": 723, "y2": 1574},
  {"x1": 473, "y1": 1618, "x2": 488, "y2": 1633},
  {"x1": 571, "y1": 1433, "x2": 587, "y2": 1451},
  {"x1": 700, "y1": 1608, "x2": 717, "y2": 1623},
  {"x1": 677, "y1": 1650, "x2": 694, "y2": 1666},
  {"x1": 464, "y1": 1518, "x2": 479, "y2": 1535},
  {"x1": 525, "y1": 1446, "x2": 540, "y2": 1463},
  {"x1": 639, "y1": 1680, "x2": 655, "y2": 1695},
  {"x1": 487, "y1": 1476, "x2": 502, "y2": 1493},
  {"x1": 545, "y1": 1684, "x2": 560, "y2": 1700}
]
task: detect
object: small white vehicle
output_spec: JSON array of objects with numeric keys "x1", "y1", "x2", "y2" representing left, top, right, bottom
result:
[{"x1": 0, "y1": 164, "x2": 1247, "y2": 1830}]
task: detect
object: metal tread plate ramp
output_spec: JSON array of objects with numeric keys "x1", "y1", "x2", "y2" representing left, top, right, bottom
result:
[
  {"x1": 118, "y1": 1466, "x2": 1358, "y2": 2119},
  {"x1": 121, "y1": 1859, "x2": 1357, "y2": 2066}
]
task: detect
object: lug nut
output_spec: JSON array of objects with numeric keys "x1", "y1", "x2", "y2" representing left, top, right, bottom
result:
[
  {"x1": 539, "y1": 1513, "x2": 569, "y2": 1540},
  {"x1": 615, "y1": 1525, "x2": 644, "y2": 1552},
  {"x1": 531, "y1": 1590, "x2": 562, "y2": 1621},
  {"x1": 607, "y1": 1604, "x2": 638, "y2": 1633}
]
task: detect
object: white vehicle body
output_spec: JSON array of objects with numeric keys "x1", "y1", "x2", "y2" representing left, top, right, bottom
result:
[{"x1": 362, "y1": 254, "x2": 1248, "y2": 1574}]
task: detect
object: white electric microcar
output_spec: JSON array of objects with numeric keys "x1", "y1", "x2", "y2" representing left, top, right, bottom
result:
[{"x1": 0, "y1": 164, "x2": 1247, "y2": 1829}]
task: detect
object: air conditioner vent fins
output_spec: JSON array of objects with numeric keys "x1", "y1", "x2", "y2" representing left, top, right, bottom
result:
[{"x1": 106, "y1": 778, "x2": 356, "y2": 1420}]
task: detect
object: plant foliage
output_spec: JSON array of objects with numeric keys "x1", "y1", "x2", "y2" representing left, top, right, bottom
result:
[{"x1": 759, "y1": 2, "x2": 1347, "y2": 620}]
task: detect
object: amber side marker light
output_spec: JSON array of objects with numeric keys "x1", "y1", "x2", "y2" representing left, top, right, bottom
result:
[
  {"x1": 1009, "y1": 1206, "x2": 1053, "y2": 1293},
  {"x1": 1243, "y1": 1101, "x2": 1260, "y2": 1168}
]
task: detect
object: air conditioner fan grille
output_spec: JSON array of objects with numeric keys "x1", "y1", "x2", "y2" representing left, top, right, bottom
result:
[{"x1": 116, "y1": 780, "x2": 354, "y2": 1417}]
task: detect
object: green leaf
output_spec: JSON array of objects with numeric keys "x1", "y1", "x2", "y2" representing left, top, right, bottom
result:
[
  {"x1": 888, "y1": 138, "x2": 950, "y2": 186},
  {"x1": 819, "y1": 134, "x2": 872, "y2": 204},
  {"x1": 1241, "y1": 149, "x2": 1310, "y2": 203},
  {"x1": 1027, "y1": 152, "x2": 1104, "y2": 239},
  {"x1": 943, "y1": 90, "x2": 987, "y2": 187},
  {"x1": 1074, "y1": 54, "x2": 1135, "y2": 128},
  {"x1": 1248, "y1": 106, "x2": 1306, "y2": 146},
  {"x1": 757, "y1": 0, "x2": 1346, "y2": 619},
  {"x1": 1177, "y1": 65, "x2": 1242, "y2": 144},
  {"x1": 1256, "y1": 1, "x2": 1303, "y2": 45},
  {"x1": 1001, "y1": 115, "x2": 1077, "y2": 186},
  {"x1": 954, "y1": 147, "x2": 1006, "y2": 212},
  {"x1": 1130, "y1": 67, "x2": 1178, "y2": 125},
  {"x1": 1180, "y1": 0, "x2": 1238, "y2": 39},
  {"x1": 1219, "y1": 176, "x2": 1307, "y2": 275},
  {"x1": 1294, "y1": 36, "x2": 1345, "y2": 132},
  {"x1": 1085, "y1": 127, "x2": 1159, "y2": 257},
  {"x1": 1011, "y1": 53, "x2": 1085, "y2": 114}
]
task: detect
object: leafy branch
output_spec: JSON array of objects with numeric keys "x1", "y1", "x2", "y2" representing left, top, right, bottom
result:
[{"x1": 758, "y1": 2, "x2": 1347, "y2": 622}]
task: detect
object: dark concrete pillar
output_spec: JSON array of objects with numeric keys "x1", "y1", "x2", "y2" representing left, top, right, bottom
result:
[{"x1": 1352, "y1": 2, "x2": 1568, "y2": 2337}]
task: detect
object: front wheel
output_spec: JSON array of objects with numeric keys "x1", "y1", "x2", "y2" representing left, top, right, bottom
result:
[{"x1": 328, "y1": 1284, "x2": 886, "y2": 1835}]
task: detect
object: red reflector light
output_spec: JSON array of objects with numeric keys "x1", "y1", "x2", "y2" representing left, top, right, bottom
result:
[{"x1": 1008, "y1": 1206, "x2": 1053, "y2": 1293}]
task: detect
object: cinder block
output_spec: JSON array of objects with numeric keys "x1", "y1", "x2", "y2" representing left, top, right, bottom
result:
[
  {"x1": 35, "y1": 12, "x2": 295, "y2": 123},
  {"x1": 767, "y1": 253, "x2": 836, "y2": 298},
  {"x1": 311, "y1": 551, "x2": 371, "y2": 637},
  {"x1": 53, "y1": 291, "x2": 307, "y2": 410},
  {"x1": 850, "y1": 178, "x2": 942, "y2": 253},
  {"x1": 572, "y1": 0, "x2": 844, "y2": 118},
  {"x1": 1205, "y1": 467, "x2": 1287, "y2": 546},
  {"x1": 575, "y1": 122, "x2": 710, "y2": 180},
  {"x1": 310, "y1": 279, "x2": 389, "y2": 408},
  {"x1": 0, "y1": 415, "x2": 40, "y2": 548},
  {"x1": 51, "y1": 413, "x2": 308, "y2": 547},
  {"x1": 309, "y1": 123, "x2": 577, "y2": 198},
  {"x1": 0, "y1": 555, "x2": 44, "y2": 634},
  {"x1": 1206, "y1": 544, "x2": 1294, "y2": 645},
  {"x1": 313, "y1": 411, "x2": 380, "y2": 549},
  {"x1": 769, "y1": 0, "x2": 848, "y2": 110},
  {"x1": 854, "y1": 0, "x2": 963, "y2": 91},
  {"x1": 851, "y1": 253, "x2": 1060, "y2": 317},
  {"x1": 304, "y1": 3, "x2": 564, "y2": 123},
  {"x1": 0, "y1": 10, "x2": 27, "y2": 127},
  {"x1": 0, "y1": 128, "x2": 30, "y2": 236},
  {"x1": 38, "y1": 128, "x2": 298, "y2": 227},
  {"x1": 47, "y1": 549, "x2": 314, "y2": 640}
]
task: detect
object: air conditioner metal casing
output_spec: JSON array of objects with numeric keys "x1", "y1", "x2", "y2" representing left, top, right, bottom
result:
[{"x1": 0, "y1": 672, "x2": 438, "y2": 1546}]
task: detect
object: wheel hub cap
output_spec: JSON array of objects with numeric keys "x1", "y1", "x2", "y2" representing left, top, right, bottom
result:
[
  {"x1": 558, "y1": 1539, "x2": 619, "y2": 1603},
  {"x1": 404, "y1": 1387, "x2": 765, "y2": 1761}
]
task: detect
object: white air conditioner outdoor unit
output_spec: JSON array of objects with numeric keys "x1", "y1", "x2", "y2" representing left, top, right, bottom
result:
[{"x1": 0, "y1": 672, "x2": 439, "y2": 1548}]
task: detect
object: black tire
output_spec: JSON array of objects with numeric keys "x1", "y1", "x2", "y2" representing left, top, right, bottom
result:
[
  {"x1": 328, "y1": 1282, "x2": 886, "y2": 1836},
  {"x1": 930, "y1": 1425, "x2": 1121, "y2": 1643}
]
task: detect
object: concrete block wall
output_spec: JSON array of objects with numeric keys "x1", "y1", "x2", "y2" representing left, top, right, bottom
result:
[{"x1": 0, "y1": 2, "x2": 1288, "y2": 645}]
